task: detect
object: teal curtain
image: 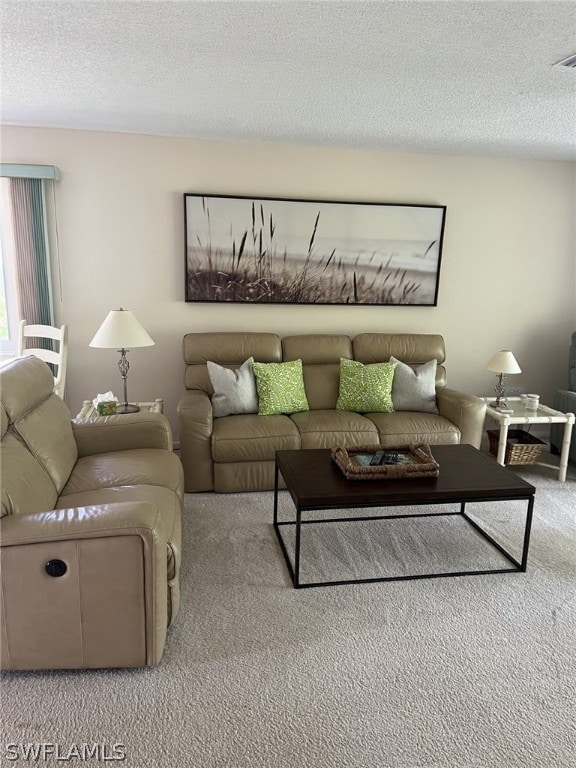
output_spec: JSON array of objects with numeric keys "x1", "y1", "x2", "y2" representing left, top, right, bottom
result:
[{"x1": 9, "y1": 177, "x2": 53, "y2": 348}]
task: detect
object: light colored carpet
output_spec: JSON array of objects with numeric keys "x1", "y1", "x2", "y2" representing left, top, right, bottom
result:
[{"x1": 1, "y1": 452, "x2": 575, "y2": 768}]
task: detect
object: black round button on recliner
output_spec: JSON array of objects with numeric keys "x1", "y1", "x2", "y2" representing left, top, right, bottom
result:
[{"x1": 45, "y1": 559, "x2": 67, "y2": 577}]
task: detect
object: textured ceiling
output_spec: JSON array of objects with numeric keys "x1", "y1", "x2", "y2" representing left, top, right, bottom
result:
[{"x1": 1, "y1": 0, "x2": 575, "y2": 160}]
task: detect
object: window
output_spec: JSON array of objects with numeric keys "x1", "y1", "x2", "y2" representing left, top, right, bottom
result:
[
  {"x1": 0, "y1": 166, "x2": 59, "y2": 357},
  {"x1": 0, "y1": 179, "x2": 21, "y2": 353}
]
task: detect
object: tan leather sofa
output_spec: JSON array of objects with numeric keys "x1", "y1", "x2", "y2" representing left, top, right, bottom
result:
[
  {"x1": 178, "y1": 332, "x2": 486, "y2": 493},
  {"x1": 0, "y1": 355, "x2": 183, "y2": 670}
]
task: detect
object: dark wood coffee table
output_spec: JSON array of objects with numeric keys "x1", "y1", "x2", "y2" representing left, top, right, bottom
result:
[{"x1": 273, "y1": 444, "x2": 536, "y2": 588}]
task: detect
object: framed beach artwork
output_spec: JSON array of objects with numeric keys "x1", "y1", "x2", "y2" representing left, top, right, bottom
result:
[{"x1": 184, "y1": 194, "x2": 446, "y2": 306}]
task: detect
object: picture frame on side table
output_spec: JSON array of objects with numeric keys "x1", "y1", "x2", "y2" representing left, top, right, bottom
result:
[{"x1": 184, "y1": 193, "x2": 446, "y2": 306}]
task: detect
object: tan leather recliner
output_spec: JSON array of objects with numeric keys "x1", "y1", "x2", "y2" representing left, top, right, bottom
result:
[{"x1": 0, "y1": 356, "x2": 183, "y2": 671}]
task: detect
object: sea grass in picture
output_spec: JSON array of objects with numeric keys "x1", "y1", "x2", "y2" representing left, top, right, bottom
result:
[{"x1": 184, "y1": 194, "x2": 446, "y2": 306}]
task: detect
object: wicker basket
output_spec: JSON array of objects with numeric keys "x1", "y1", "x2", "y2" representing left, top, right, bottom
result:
[
  {"x1": 487, "y1": 429, "x2": 545, "y2": 465},
  {"x1": 331, "y1": 443, "x2": 440, "y2": 480}
]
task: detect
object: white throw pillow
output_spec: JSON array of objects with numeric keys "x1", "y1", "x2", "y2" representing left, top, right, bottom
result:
[
  {"x1": 207, "y1": 357, "x2": 259, "y2": 417},
  {"x1": 389, "y1": 356, "x2": 439, "y2": 414}
]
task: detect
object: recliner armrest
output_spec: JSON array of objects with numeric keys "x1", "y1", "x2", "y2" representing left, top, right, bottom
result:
[
  {"x1": 553, "y1": 389, "x2": 576, "y2": 410},
  {"x1": 0, "y1": 502, "x2": 169, "y2": 670},
  {"x1": 72, "y1": 412, "x2": 173, "y2": 456},
  {"x1": 436, "y1": 388, "x2": 486, "y2": 449}
]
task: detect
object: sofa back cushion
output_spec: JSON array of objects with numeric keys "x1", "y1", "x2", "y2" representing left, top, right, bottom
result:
[
  {"x1": 181, "y1": 332, "x2": 449, "y2": 411},
  {"x1": 352, "y1": 333, "x2": 447, "y2": 387},
  {"x1": 282, "y1": 335, "x2": 353, "y2": 410},
  {"x1": 183, "y1": 332, "x2": 282, "y2": 393},
  {"x1": 0, "y1": 356, "x2": 77, "y2": 495}
]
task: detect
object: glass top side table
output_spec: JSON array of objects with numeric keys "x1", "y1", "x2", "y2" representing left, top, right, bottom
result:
[
  {"x1": 76, "y1": 399, "x2": 164, "y2": 418},
  {"x1": 484, "y1": 397, "x2": 574, "y2": 482}
]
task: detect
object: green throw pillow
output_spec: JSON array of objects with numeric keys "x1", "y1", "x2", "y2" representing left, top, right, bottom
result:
[
  {"x1": 336, "y1": 358, "x2": 396, "y2": 413},
  {"x1": 252, "y1": 359, "x2": 310, "y2": 416}
]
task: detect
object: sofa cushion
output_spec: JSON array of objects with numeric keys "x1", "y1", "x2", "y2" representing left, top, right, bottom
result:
[
  {"x1": 284, "y1": 334, "x2": 353, "y2": 410},
  {"x1": 184, "y1": 332, "x2": 281, "y2": 391},
  {"x1": 390, "y1": 356, "x2": 439, "y2": 414},
  {"x1": 336, "y1": 358, "x2": 396, "y2": 413},
  {"x1": 290, "y1": 410, "x2": 379, "y2": 449},
  {"x1": 282, "y1": 334, "x2": 353, "y2": 363},
  {"x1": 353, "y1": 333, "x2": 447, "y2": 387},
  {"x1": 300, "y1": 364, "x2": 341, "y2": 411},
  {"x1": 212, "y1": 414, "x2": 300, "y2": 462},
  {"x1": 353, "y1": 333, "x2": 446, "y2": 364},
  {"x1": 365, "y1": 412, "x2": 461, "y2": 445},
  {"x1": 207, "y1": 357, "x2": 258, "y2": 417},
  {"x1": 60, "y1": 449, "x2": 183, "y2": 497},
  {"x1": 253, "y1": 359, "x2": 309, "y2": 415},
  {"x1": 184, "y1": 331, "x2": 282, "y2": 366}
]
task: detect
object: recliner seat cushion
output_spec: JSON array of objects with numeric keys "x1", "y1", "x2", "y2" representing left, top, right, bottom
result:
[
  {"x1": 366, "y1": 412, "x2": 460, "y2": 444},
  {"x1": 289, "y1": 410, "x2": 379, "y2": 449},
  {"x1": 212, "y1": 414, "x2": 300, "y2": 462}
]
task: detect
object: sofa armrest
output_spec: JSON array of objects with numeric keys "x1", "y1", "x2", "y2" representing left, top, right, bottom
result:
[
  {"x1": 0, "y1": 502, "x2": 169, "y2": 670},
  {"x1": 177, "y1": 390, "x2": 214, "y2": 492},
  {"x1": 72, "y1": 412, "x2": 173, "y2": 457},
  {"x1": 436, "y1": 388, "x2": 487, "y2": 449},
  {"x1": 552, "y1": 389, "x2": 576, "y2": 412}
]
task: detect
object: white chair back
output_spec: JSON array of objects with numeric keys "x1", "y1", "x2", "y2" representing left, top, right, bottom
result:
[{"x1": 16, "y1": 320, "x2": 68, "y2": 399}]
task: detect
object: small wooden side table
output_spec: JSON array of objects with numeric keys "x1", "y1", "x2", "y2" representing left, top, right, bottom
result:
[{"x1": 76, "y1": 399, "x2": 164, "y2": 418}]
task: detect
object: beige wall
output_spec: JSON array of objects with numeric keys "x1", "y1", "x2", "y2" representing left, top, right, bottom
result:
[{"x1": 1, "y1": 126, "x2": 574, "y2": 440}]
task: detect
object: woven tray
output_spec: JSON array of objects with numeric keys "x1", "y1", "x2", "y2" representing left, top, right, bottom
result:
[
  {"x1": 331, "y1": 443, "x2": 440, "y2": 480},
  {"x1": 487, "y1": 429, "x2": 545, "y2": 465}
]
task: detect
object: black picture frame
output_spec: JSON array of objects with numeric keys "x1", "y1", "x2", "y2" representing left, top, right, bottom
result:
[{"x1": 184, "y1": 193, "x2": 446, "y2": 306}]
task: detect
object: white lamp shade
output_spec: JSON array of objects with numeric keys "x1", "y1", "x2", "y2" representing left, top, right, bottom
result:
[
  {"x1": 89, "y1": 309, "x2": 154, "y2": 349},
  {"x1": 486, "y1": 349, "x2": 521, "y2": 375}
]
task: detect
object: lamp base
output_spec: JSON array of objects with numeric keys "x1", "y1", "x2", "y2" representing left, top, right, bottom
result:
[
  {"x1": 116, "y1": 403, "x2": 140, "y2": 414},
  {"x1": 488, "y1": 401, "x2": 513, "y2": 413}
]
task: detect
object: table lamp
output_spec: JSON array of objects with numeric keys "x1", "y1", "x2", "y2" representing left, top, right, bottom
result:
[
  {"x1": 89, "y1": 308, "x2": 154, "y2": 413},
  {"x1": 485, "y1": 349, "x2": 522, "y2": 409}
]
